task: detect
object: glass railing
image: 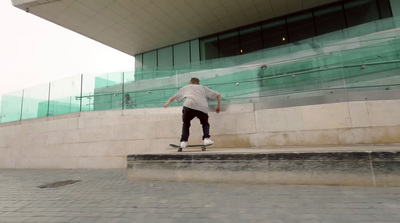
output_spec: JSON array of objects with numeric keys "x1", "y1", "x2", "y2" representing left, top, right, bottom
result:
[
  {"x1": 134, "y1": 16, "x2": 400, "y2": 79},
  {"x1": 2, "y1": 58, "x2": 399, "y2": 124},
  {"x1": 1, "y1": 17, "x2": 400, "y2": 124}
]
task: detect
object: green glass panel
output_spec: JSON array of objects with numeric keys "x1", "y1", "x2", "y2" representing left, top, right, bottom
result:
[
  {"x1": 0, "y1": 90, "x2": 23, "y2": 123},
  {"x1": 288, "y1": 42, "x2": 314, "y2": 54},
  {"x1": 262, "y1": 45, "x2": 290, "y2": 61},
  {"x1": 378, "y1": 17, "x2": 396, "y2": 31},
  {"x1": 340, "y1": 42, "x2": 392, "y2": 66},
  {"x1": 48, "y1": 75, "x2": 81, "y2": 116},
  {"x1": 80, "y1": 74, "x2": 96, "y2": 112},
  {"x1": 21, "y1": 83, "x2": 50, "y2": 120},
  {"x1": 134, "y1": 88, "x2": 165, "y2": 109},
  {"x1": 344, "y1": 22, "x2": 378, "y2": 38},
  {"x1": 344, "y1": 62, "x2": 400, "y2": 89},
  {"x1": 123, "y1": 71, "x2": 136, "y2": 109},
  {"x1": 79, "y1": 92, "x2": 94, "y2": 112},
  {"x1": 391, "y1": 0, "x2": 400, "y2": 18},
  {"x1": 174, "y1": 42, "x2": 190, "y2": 67},
  {"x1": 236, "y1": 50, "x2": 263, "y2": 65},
  {"x1": 212, "y1": 57, "x2": 236, "y2": 69},
  {"x1": 135, "y1": 53, "x2": 143, "y2": 68},
  {"x1": 317, "y1": 68, "x2": 346, "y2": 90},
  {"x1": 93, "y1": 74, "x2": 124, "y2": 111},
  {"x1": 94, "y1": 72, "x2": 123, "y2": 89},
  {"x1": 313, "y1": 30, "x2": 344, "y2": 45},
  {"x1": 158, "y1": 46, "x2": 173, "y2": 68},
  {"x1": 143, "y1": 50, "x2": 157, "y2": 69},
  {"x1": 190, "y1": 39, "x2": 200, "y2": 63}
]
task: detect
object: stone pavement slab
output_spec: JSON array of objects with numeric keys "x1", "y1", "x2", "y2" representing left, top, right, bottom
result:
[
  {"x1": 161, "y1": 144, "x2": 400, "y2": 155},
  {"x1": 1, "y1": 169, "x2": 400, "y2": 223}
]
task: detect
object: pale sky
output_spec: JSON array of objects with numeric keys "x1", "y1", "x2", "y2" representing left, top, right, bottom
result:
[{"x1": 0, "y1": 1, "x2": 135, "y2": 97}]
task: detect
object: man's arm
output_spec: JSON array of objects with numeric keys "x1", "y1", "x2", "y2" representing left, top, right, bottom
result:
[
  {"x1": 216, "y1": 93, "x2": 221, "y2": 113},
  {"x1": 164, "y1": 96, "x2": 175, "y2": 108}
]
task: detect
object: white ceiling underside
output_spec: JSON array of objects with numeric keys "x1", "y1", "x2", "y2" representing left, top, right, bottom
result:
[{"x1": 12, "y1": 0, "x2": 340, "y2": 56}]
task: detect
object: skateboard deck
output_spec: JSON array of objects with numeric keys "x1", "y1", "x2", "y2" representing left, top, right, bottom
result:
[{"x1": 169, "y1": 144, "x2": 212, "y2": 152}]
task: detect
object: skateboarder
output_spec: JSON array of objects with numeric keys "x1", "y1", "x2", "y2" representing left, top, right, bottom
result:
[{"x1": 164, "y1": 77, "x2": 221, "y2": 149}]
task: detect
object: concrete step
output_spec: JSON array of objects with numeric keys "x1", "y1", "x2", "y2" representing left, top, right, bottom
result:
[{"x1": 127, "y1": 145, "x2": 400, "y2": 187}]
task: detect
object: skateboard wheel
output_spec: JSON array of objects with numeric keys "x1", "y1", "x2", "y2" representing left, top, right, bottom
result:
[
  {"x1": 178, "y1": 148, "x2": 182, "y2": 152},
  {"x1": 201, "y1": 147, "x2": 206, "y2": 151}
]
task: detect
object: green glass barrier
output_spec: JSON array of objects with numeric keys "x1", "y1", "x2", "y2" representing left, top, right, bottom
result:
[
  {"x1": 48, "y1": 76, "x2": 82, "y2": 116},
  {"x1": 95, "y1": 72, "x2": 124, "y2": 88},
  {"x1": 80, "y1": 74, "x2": 95, "y2": 112},
  {"x1": 121, "y1": 71, "x2": 136, "y2": 109},
  {"x1": 0, "y1": 90, "x2": 23, "y2": 123},
  {"x1": 22, "y1": 83, "x2": 50, "y2": 120}
]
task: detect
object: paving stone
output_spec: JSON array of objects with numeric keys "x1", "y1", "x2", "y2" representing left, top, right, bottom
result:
[{"x1": 0, "y1": 169, "x2": 400, "y2": 223}]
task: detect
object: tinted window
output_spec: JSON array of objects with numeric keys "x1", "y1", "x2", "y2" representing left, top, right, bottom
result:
[
  {"x1": 287, "y1": 11, "x2": 316, "y2": 42},
  {"x1": 377, "y1": 0, "x2": 393, "y2": 19},
  {"x1": 197, "y1": 0, "x2": 392, "y2": 61},
  {"x1": 262, "y1": 18, "x2": 288, "y2": 48},
  {"x1": 219, "y1": 30, "x2": 240, "y2": 58},
  {"x1": 314, "y1": 4, "x2": 347, "y2": 35},
  {"x1": 344, "y1": 0, "x2": 380, "y2": 27},
  {"x1": 200, "y1": 35, "x2": 219, "y2": 60},
  {"x1": 239, "y1": 24, "x2": 263, "y2": 54}
]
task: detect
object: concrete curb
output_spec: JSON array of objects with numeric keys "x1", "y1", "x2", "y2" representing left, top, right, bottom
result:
[{"x1": 127, "y1": 150, "x2": 400, "y2": 187}]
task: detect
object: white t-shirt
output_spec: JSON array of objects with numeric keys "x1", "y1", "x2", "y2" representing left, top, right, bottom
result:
[{"x1": 173, "y1": 84, "x2": 219, "y2": 114}]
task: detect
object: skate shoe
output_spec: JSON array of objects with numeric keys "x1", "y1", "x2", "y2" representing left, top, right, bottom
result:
[
  {"x1": 203, "y1": 138, "x2": 214, "y2": 146},
  {"x1": 180, "y1": 141, "x2": 188, "y2": 148}
]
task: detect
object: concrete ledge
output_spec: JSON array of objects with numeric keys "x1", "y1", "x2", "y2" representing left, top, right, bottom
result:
[{"x1": 127, "y1": 151, "x2": 400, "y2": 187}]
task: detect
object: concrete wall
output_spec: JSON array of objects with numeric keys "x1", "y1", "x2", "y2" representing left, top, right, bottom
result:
[{"x1": 1, "y1": 99, "x2": 400, "y2": 169}]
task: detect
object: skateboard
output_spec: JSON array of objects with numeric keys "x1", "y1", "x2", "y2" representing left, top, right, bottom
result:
[{"x1": 169, "y1": 144, "x2": 212, "y2": 152}]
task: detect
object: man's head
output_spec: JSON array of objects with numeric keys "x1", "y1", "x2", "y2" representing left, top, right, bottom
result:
[{"x1": 190, "y1": 77, "x2": 200, "y2": 85}]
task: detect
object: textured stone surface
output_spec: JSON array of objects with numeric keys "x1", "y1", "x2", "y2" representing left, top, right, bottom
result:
[
  {"x1": 1, "y1": 100, "x2": 400, "y2": 169},
  {"x1": 2, "y1": 169, "x2": 400, "y2": 223},
  {"x1": 128, "y1": 151, "x2": 400, "y2": 186}
]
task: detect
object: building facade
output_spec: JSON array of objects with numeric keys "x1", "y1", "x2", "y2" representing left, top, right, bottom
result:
[{"x1": 135, "y1": 0, "x2": 396, "y2": 71}]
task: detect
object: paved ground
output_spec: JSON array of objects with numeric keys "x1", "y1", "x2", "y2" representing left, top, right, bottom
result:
[{"x1": 1, "y1": 169, "x2": 400, "y2": 223}]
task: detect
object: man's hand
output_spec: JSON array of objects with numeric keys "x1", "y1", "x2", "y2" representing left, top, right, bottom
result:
[
  {"x1": 164, "y1": 96, "x2": 175, "y2": 108},
  {"x1": 216, "y1": 106, "x2": 220, "y2": 114}
]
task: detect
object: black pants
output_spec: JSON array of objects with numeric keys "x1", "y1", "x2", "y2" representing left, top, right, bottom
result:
[{"x1": 181, "y1": 107, "x2": 210, "y2": 142}]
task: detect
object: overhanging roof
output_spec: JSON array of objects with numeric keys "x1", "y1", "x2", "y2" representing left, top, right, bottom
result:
[{"x1": 12, "y1": 0, "x2": 339, "y2": 56}]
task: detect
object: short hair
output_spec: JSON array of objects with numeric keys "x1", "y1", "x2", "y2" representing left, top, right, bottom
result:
[{"x1": 190, "y1": 77, "x2": 200, "y2": 84}]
